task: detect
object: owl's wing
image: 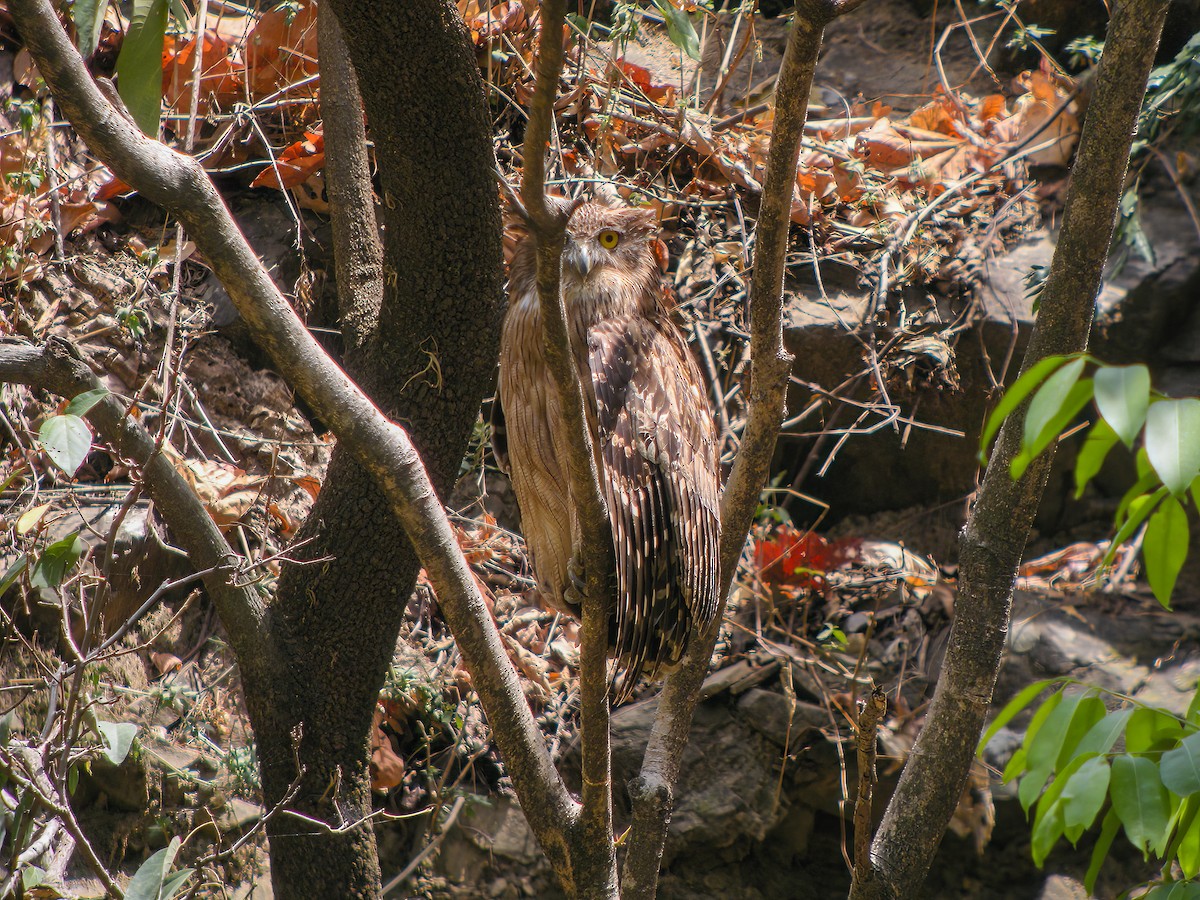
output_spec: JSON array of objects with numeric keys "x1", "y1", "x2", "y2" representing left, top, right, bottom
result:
[{"x1": 587, "y1": 314, "x2": 721, "y2": 698}]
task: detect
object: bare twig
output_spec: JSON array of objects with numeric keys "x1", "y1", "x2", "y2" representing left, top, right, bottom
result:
[{"x1": 853, "y1": 685, "x2": 887, "y2": 886}]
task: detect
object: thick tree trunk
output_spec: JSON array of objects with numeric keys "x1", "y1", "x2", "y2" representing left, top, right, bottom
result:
[{"x1": 249, "y1": 2, "x2": 504, "y2": 897}]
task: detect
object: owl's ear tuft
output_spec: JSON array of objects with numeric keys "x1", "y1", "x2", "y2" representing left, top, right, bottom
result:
[{"x1": 629, "y1": 207, "x2": 658, "y2": 231}]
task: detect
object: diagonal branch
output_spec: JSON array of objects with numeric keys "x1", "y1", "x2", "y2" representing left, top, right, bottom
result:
[
  {"x1": 520, "y1": 0, "x2": 618, "y2": 892},
  {"x1": 6, "y1": 0, "x2": 580, "y2": 872},
  {"x1": 621, "y1": 2, "x2": 870, "y2": 896},
  {"x1": 850, "y1": 1, "x2": 1171, "y2": 897}
]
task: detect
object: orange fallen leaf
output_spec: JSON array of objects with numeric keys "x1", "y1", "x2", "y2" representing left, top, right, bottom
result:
[{"x1": 251, "y1": 130, "x2": 325, "y2": 190}]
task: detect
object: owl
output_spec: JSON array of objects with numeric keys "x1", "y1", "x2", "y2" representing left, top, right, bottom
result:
[{"x1": 496, "y1": 198, "x2": 722, "y2": 702}]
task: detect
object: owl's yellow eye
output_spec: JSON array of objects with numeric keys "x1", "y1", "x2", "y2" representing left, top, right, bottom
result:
[{"x1": 598, "y1": 229, "x2": 620, "y2": 249}]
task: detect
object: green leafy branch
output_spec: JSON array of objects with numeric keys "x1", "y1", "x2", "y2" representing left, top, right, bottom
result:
[
  {"x1": 980, "y1": 679, "x2": 1200, "y2": 897},
  {"x1": 980, "y1": 356, "x2": 1200, "y2": 607}
]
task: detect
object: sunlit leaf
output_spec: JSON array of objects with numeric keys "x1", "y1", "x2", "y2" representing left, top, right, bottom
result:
[
  {"x1": 97, "y1": 720, "x2": 138, "y2": 766},
  {"x1": 1126, "y1": 707, "x2": 1186, "y2": 755},
  {"x1": 652, "y1": 0, "x2": 700, "y2": 59},
  {"x1": 1145, "y1": 399, "x2": 1200, "y2": 496},
  {"x1": 1075, "y1": 708, "x2": 1133, "y2": 757},
  {"x1": 980, "y1": 355, "x2": 1077, "y2": 462},
  {"x1": 1144, "y1": 495, "x2": 1189, "y2": 609},
  {"x1": 1094, "y1": 364, "x2": 1151, "y2": 447},
  {"x1": 1103, "y1": 488, "x2": 1166, "y2": 569},
  {"x1": 38, "y1": 414, "x2": 92, "y2": 476},
  {"x1": 126, "y1": 835, "x2": 185, "y2": 900},
  {"x1": 1085, "y1": 808, "x2": 1121, "y2": 895},
  {"x1": 1031, "y1": 793, "x2": 1065, "y2": 866},
  {"x1": 65, "y1": 387, "x2": 110, "y2": 417},
  {"x1": 1179, "y1": 797, "x2": 1200, "y2": 879},
  {"x1": 1055, "y1": 694, "x2": 1106, "y2": 771},
  {"x1": 1023, "y1": 357, "x2": 1088, "y2": 452}
]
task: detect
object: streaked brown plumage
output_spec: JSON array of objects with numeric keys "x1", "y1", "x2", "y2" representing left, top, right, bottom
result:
[{"x1": 496, "y1": 198, "x2": 721, "y2": 701}]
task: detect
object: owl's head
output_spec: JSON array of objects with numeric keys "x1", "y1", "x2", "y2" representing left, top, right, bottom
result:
[{"x1": 562, "y1": 201, "x2": 661, "y2": 291}]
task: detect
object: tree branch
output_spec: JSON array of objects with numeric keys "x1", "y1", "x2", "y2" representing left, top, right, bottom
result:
[
  {"x1": 316, "y1": 1, "x2": 382, "y2": 353},
  {"x1": 621, "y1": 2, "x2": 867, "y2": 894},
  {"x1": 520, "y1": 1, "x2": 618, "y2": 894},
  {"x1": 7, "y1": 0, "x2": 579, "y2": 874},
  {"x1": 0, "y1": 338, "x2": 265, "y2": 667},
  {"x1": 850, "y1": 1, "x2": 1171, "y2": 896}
]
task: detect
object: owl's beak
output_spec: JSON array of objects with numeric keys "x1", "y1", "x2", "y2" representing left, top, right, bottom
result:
[{"x1": 564, "y1": 244, "x2": 595, "y2": 278}]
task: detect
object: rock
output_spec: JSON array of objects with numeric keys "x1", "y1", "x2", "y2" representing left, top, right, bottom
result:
[
  {"x1": 737, "y1": 689, "x2": 827, "y2": 748},
  {"x1": 1038, "y1": 874, "x2": 1088, "y2": 900},
  {"x1": 437, "y1": 795, "x2": 542, "y2": 886},
  {"x1": 784, "y1": 187, "x2": 1200, "y2": 520},
  {"x1": 606, "y1": 696, "x2": 791, "y2": 861}
]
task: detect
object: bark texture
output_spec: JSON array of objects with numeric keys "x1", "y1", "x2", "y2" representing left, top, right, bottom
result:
[
  {"x1": 850, "y1": 1, "x2": 1171, "y2": 897},
  {"x1": 255, "y1": 2, "x2": 504, "y2": 896}
]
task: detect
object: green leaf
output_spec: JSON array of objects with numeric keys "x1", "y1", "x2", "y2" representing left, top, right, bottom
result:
[
  {"x1": 1023, "y1": 358, "x2": 1089, "y2": 453},
  {"x1": 1111, "y1": 753, "x2": 1171, "y2": 856},
  {"x1": 1085, "y1": 808, "x2": 1121, "y2": 895},
  {"x1": 1144, "y1": 495, "x2": 1189, "y2": 609},
  {"x1": 30, "y1": 533, "x2": 86, "y2": 589},
  {"x1": 1094, "y1": 364, "x2": 1151, "y2": 447},
  {"x1": 1075, "y1": 418, "x2": 1120, "y2": 498},
  {"x1": 1003, "y1": 746, "x2": 1029, "y2": 784},
  {"x1": 126, "y1": 835, "x2": 182, "y2": 900},
  {"x1": 97, "y1": 719, "x2": 138, "y2": 766},
  {"x1": 1144, "y1": 883, "x2": 1200, "y2": 900},
  {"x1": 1033, "y1": 752, "x2": 1097, "y2": 857},
  {"x1": 1056, "y1": 694, "x2": 1106, "y2": 771},
  {"x1": 73, "y1": 0, "x2": 107, "y2": 57},
  {"x1": 1103, "y1": 488, "x2": 1167, "y2": 569},
  {"x1": 38, "y1": 414, "x2": 93, "y2": 476},
  {"x1": 1145, "y1": 398, "x2": 1200, "y2": 496},
  {"x1": 161, "y1": 868, "x2": 195, "y2": 900},
  {"x1": 1163, "y1": 732, "x2": 1200, "y2": 797},
  {"x1": 1031, "y1": 793, "x2": 1065, "y2": 867},
  {"x1": 1075, "y1": 707, "x2": 1134, "y2": 757},
  {"x1": 1127, "y1": 707, "x2": 1186, "y2": 755},
  {"x1": 1012, "y1": 376, "x2": 1096, "y2": 479},
  {"x1": 652, "y1": 0, "x2": 700, "y2": 59},
  {"x1": 0, "y1": 553, "x2": 29, "y2": 596},
  {"x1": 22, "y1": 866, "x2": 47, "y2": 889},
  {"x1": 1187, "y1": 688, "x2": 1200, "y2": 725},
  {"x1": 116, "y1": 0, "x2": 170, "y2": 135},
  {"x1": 65, "y1": 387, "x2": 110, "y2": 418},
  {"x1": 1062, "y1": 756, "x2": 1111, "y2": 843},
  {"x1": 1179, "y1": 797, "x2": 1200, "y2": 878},
  {"x1": 1021, "y1": 692, "x2": 1081, "y2": 813},
  {"x1": 979, "y1": 355, "x2": 1076, "y2": 462},
  {"x1": 978, "y1": 679, "x2": 1056, "y2": 754}
]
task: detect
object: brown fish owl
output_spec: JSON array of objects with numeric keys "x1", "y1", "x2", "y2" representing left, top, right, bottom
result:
[{"x1": 496, "y1": 198, "x2": 722, "y2": 701}]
